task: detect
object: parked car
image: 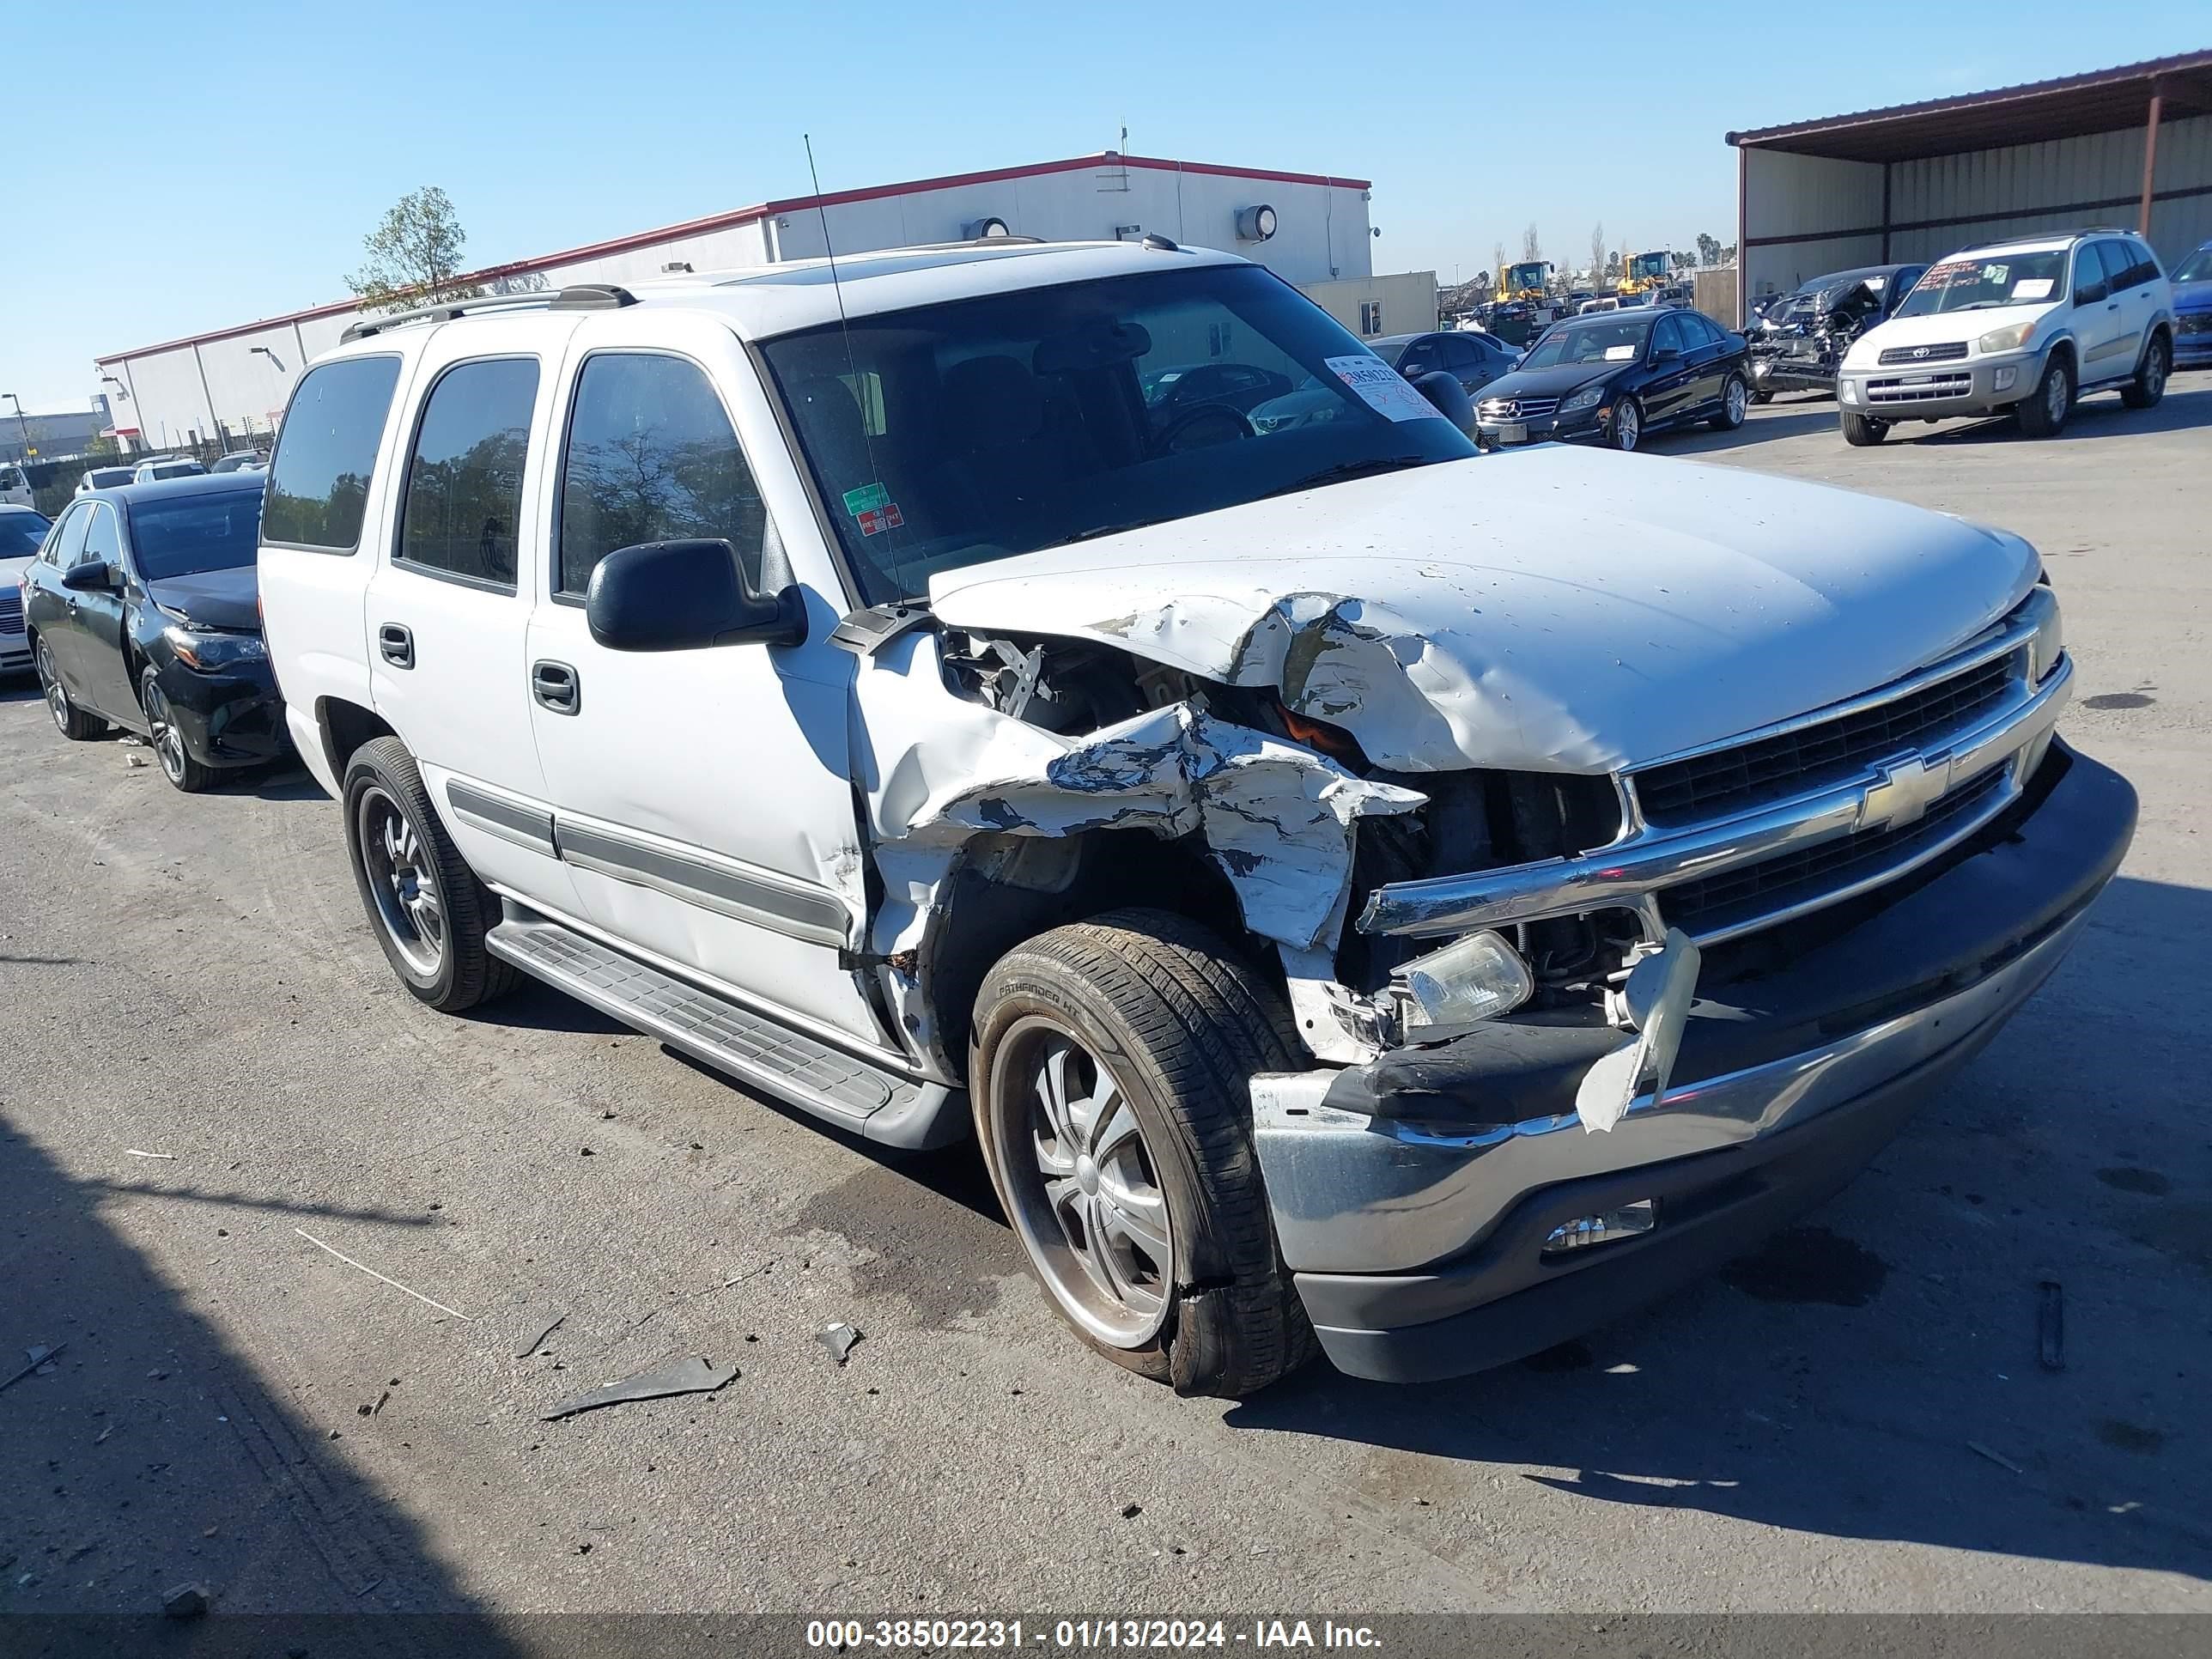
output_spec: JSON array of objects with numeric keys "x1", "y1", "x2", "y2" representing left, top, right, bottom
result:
[
  {"x1": 1747, "y1": 263, "x2": 1925, "y2": 402},
  {"x1": 1474, "y1": 307, "x2": 1751, "y2": 450},
  {"x1": 1364, "y1": 330, "x2": 1521, "y2": 400},
  {"x1": 209, "y1": 450, "x2": 267, "y2": 474},
  {"x1": 1, "y1": 505, "x2": 54, "y2": 675},
  {"x1": 260, "y1": 241, "x2": 2130, "y2": 1396},
  {"x1": 0, "y1": 463, "x2": 30, "y2": 507},
  {"x1": 21, "y1": 474, "x2": 283, "y2": 790},
  {"x1": 77, "y1": 465, "x2": 139, "y2": 495},
  {"x1": 1836, "y1": 229, "x2": 2173, "y2": 443},
  {"x1": 131, "y1": 456, "x2": 206, "y2": 483},
  {"x1": 2170, "y1": 238, "x2": 2212, "y2": 368}
]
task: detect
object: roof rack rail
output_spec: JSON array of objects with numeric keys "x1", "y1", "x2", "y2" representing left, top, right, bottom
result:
[
  {"x1": 340, "y1": 283, "x2": 638, "y2": 343},
  {"x1": 902, "y1": 234, "x2": 1048, "y2": 251}
]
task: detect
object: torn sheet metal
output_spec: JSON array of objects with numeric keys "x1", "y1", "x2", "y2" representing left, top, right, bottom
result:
[
  {"x1": 540, "y1": 1356, "x2": 738, "y2": 1420},
  {"x1": 927, "y1": 447, "x2": 2039, "y2": 775},
  {"x1": 1574, "y1": 929, "x2": 1701, "y2": 1133},
  {"x1": 816, "y1": 1322, "x2": 863, "y2": 1364}
]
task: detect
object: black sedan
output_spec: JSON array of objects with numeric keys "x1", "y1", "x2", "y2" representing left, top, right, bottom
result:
[
  {"x1": 23, "y1": 473, "x2": 284, "y2": 792},
  {"x1": 1364, "y1": 331, "x2": 1521, "y2": 399},
  {"x1": 1474, "y1": 307, "x2": 1750, "y2": 452}
]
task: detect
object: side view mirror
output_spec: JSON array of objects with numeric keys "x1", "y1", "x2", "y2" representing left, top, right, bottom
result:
[
  {"x1": 62, "y1": 559, "x2": 117, "y2": 592},
  {"x1": 1650, "y1": 346, "x2": 1680, "y2": 363},
  {"x1": 586, "y1": 538, "x2": 805, "y2": 652},
  {"x1": 1410, "y1": 369, "x2": 1473, "y2": 435}
]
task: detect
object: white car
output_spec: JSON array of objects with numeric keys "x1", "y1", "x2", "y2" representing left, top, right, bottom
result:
[
  {"x1": 0, "y1": 462, "x2": 30, "y2": 507},
  {"x1": 131, "y1": 456, "x2": 206, "y2": 483},
  {"x1": 1, "y1": 503, "x2": 53, "y2": 673},
  {"x1": 209, "y1": 451, "x2": 267, "y2": 474},
  {"x1": 77, "y1": 464, "x2": 138, "y2": 494},
  {"x1": 1837, "y1": 228, "x2": 2174, "y2": 443},
  {"x1": 258, "y1": 240, "x2": 2130, "y2": 1395}
]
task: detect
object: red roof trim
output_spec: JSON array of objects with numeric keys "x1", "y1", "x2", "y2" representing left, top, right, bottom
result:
[{"x1": 99, "y1": 151, "x2": 1370, "y2": 363}]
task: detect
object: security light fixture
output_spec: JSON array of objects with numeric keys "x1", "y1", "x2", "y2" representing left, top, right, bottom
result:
[
  {"x1": 968, "y1": 216, "x2": 1012, "y2": 240},
  {"x1": 1235, "y1": 204, "x2": 1279, "y2": 242}
]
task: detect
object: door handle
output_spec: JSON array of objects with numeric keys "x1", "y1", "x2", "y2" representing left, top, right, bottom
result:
[
  {"x1": 531, "y1": 659, "x2": 580, "y2": 714},
  {"x1": 378, "y1": 623, "x2": 414, "y2": 669}
]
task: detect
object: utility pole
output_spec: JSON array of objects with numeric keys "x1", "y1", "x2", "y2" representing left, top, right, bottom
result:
[{"x1": 2, "y1": 392, "x2": 31, "y2": 463}]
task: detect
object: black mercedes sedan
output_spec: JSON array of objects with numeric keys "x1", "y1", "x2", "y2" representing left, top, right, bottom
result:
[
  {"x1": 1474, "y1": 307, "x2": 1751, "y2": 452},
  {"x1": 23, "y1": 473, "x2": 283, "y2": 792}
]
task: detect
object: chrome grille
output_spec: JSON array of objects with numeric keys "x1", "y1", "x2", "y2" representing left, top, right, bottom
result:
[
  {"x1": 1480, "y1": 397, "x2": 1559, "y2": 420},
  {"x1": 1878, "y1": 341, "x2": 1967, "y2": 366},
  {"x1": 1632, "y1": 652, "x2": 2021, "y2": 826},
  {"x1": 1659, "y1": 768, "x2": 2007, "y2": 936},
  {"x1": 1869, "y1": 372, "x2": 1971, "y2": 403}
]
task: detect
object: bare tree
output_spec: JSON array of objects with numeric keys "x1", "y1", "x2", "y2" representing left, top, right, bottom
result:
[
  {"x1": 1522, "y1": 223, "x2": 1542, "y2": 263},
  {"x1": 348, "y1": 186, "x2": 483, "y2": 314},
  {"x1": 1589, "y1": 222, "x2": 1606, "y2": 283},
  {"x1": 1492, "y1": 240, "x2": 1507, "y2": 279}
]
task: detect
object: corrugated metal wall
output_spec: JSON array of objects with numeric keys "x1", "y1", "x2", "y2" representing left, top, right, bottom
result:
[{"x1": 1741, "y1": 149, "x2": 1884, "y2": 307}]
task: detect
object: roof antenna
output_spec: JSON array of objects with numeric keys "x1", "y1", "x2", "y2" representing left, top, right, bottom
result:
[{"x1": 803, "y1": 133, "x2": 898, "y2": 604}]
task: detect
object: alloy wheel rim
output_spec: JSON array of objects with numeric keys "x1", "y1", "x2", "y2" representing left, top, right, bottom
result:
[
  {"x1": 2148, "y1": 349, "x2": 2166, "y2": 398},
  {"x1": 38, "y1": 642, "x2": 68, "y2": 733},
  {"x1": 1727, "y1": 379, "x2": 1747, "y2": 422},
  {"x1": 1618, "y1": 403, "x2": 1640, "y2": 449},
  {"x1": 357, "y1": 786, "x2": 446, "y2": 976},
  {"x1": 2047, "y1": 371, "x2": 2069, "y2": 422},
  {"x1": 992, "y1": 1017, "x2": 1174, "y2": 1346},
  {"x1": 143, "y1": 684, "x2": 186, "y2": 783}
]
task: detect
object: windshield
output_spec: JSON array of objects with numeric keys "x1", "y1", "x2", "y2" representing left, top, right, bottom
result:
[
  {"x1": 757, "y1": 264, "x2": 1474, "y2": 604},
  {"x1": 149, "y1": 462, "x2": 204, "y2": 479},
  {"x1": 0, "y1": 513, "x2": 52, "y2": 556},
  {"x1": 90, "y1": 468, "x2": 135, "y2": 487},
  {"x1": 1519, "y1": 316, "x2": 1653, "y2": 369},
  {"x1": 127, "y1": 489, "x2": 264, "y2": 580},
  {"x1": 2173, "y1": 246, "x2": 2212, "y2": 283},
  {"x1": 1629, "y1": 253, "x2": 1670, "y2": 281},
  {"x1": 1894, "y1": 251, "x2": 2068, "y2": 317},
  {"x1": 1508, "y1": 264, "x2": 1547, "y2": 289}
]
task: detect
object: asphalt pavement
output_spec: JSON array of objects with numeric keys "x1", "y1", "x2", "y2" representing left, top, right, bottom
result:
[{"x1": 3, "y1": 377, "x2": 2209, "y2": 1624}]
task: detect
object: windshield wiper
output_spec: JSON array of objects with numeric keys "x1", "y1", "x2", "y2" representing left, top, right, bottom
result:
[
  {"x1": 1032, "y1": 519, "x2": 1159, "y2": 551},
  {"x1": 1262, "y1": 456, "x2": 1432, "y2": 500}
]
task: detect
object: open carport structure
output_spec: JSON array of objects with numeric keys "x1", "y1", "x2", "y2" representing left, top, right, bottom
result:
[{"x1": 1729, "y1": 52, "x2": 2212, "y2": 319}]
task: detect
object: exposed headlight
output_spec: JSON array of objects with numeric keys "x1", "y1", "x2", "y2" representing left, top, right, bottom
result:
[
  {"x1": 1392, "y1": 930, "x2": 1534, "y2": 1042},
  {"x1": 1838, "y1": 380, "x2": 1859, "y2": 404},
  {"x1": 163, "y1": 623, "x2": 265, "y2": 670},
  {"x1": 1978, "y1": 320, "x2": 2037, "y2": 355},
  {"x1": 1559, "y1": 382, "x2": 1607, "y2": 415},
  {"x1": 2021, "y1": 583, "x2": 2064, "y2": 684}
]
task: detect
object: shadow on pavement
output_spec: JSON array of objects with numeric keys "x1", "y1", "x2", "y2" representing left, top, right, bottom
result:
[
  {"x1": 1895, "y1": 381, "x2": 2212, "y2": 447},
  {"x1": 1212, "y1": 872, "x2": 2212, "y2": 1585}
]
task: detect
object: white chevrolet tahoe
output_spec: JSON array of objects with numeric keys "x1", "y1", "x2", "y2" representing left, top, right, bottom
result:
[
  {"x1": 259, "y1": 240, "x2": 2135, "y2": 1395},
  {"x1": 1836, "y1": 228, "x2": 2174, "y2": 444}
]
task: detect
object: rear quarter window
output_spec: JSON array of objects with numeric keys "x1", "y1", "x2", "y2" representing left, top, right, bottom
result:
[{"x1": 263, "y1": 355, "x2": 404, "y2": 552}]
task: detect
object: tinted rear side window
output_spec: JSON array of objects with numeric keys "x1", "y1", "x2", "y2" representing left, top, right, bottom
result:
[
  {"x1": 263, "y1": 355, "x2": 404, "y2": 551},
  {"x1": 395, "y1": 357, "x2": 539, "y2": 589},
  {"x1": 556, "y1": 353, "x2": 766, "y2": 598}
]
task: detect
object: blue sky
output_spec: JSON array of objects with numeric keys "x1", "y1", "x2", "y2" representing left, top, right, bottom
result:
[{"x1": 3, "y1": 2, "x2": 2205, "y2": 411}]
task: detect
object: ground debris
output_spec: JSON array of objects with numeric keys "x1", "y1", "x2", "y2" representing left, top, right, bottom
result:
[
  {"x1": 2038, "y1": 1279, "x2": 2064, "y2": 1372},
  {"x1": 817, "y1": 1322, "x2": 863, "y2": 1364},
  {"x1": 124, "y1": 755, "x2": 149, "y2": 769},
  {"x1": 541, "y1": 1357, "x2": 738, "y2": 1421},
  {"x1": 2, "y1": 1343, "x2": 65, "y2": 1395},
  {"x1": 123, "y1": 1149, "x2": 177, "y2": 1160},
  {"x1": 515, "y1": 1313, "x2": 567, "y2": 1359},
  {"x1": 294, "y1": 1227, "x2": 473, "y2": 1322},
  {"x1": 1966, "y1": 1439, "x2": 2024, "y2": 1475},
  {"x1": 162, "y1": 1582, "x2": 210, "y2": 1620}
]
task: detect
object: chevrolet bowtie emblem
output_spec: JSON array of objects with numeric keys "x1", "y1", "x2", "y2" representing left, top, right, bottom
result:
[{"x1": 1861, "y1": 753, "x2": 1946, "y2": 832}]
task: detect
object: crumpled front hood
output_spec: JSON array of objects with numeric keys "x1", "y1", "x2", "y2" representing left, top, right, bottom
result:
[
  {"x1": 147, "y1": 566, "x2": 261, "y2": 633},
  {"x1": 928, "y1": 447, "x2": 2039, "y2": 775}
]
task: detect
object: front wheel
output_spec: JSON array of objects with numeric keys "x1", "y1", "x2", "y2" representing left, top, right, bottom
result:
[
  {"x1": 1607, "y1": 396, "x2": 1644, "y2": 452},
  {"x1": 2121, "y1": 333, "x2": 2169, "y2": 410},
  {"x1": 341, "y1": 736, "x2": 515, "y2": 1012},
  {"x1": 971, "y1": 909, "x2": 1313, "y2": 1399},
  {"x1": 1840, "y1": 410, "x2": 1889, "y2": 447},
  {"x1": 1710, "y1": 374, "x2": 1749, "y2": 430},
  {"x1": 140, "y1": 669, "x2": 217, "y2": 793},
  {"x1": 36, "y1": 637, "x2": 106, "y2": 741},
  {"x1": 2015, "y1": 354, "x2": 2074, "y2": 437}
]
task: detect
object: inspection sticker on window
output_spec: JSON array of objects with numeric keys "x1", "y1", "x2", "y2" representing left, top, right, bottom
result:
[
  {"x1": 2012, "y1": 277, "x2": 2055, "y2": 301},
  {"x1": 1325, "y1": 355, "x2": 1447, "y2": 422},
  {"x1": 842, "y1": 482, "x2": 891, "y2": 517},
  {"x1": 855, "y1": 503, "x2": 904, "y2": 537}
]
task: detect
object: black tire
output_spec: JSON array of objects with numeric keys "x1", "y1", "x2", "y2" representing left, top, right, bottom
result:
[
  {"x1": 341, "y1": 735, "x2": 516, "y2": 1012},
  {"x1": 35, "y1": 635, "x2": 107, "y2": 741},
  {"x1": 971, "y1": 908, "x2": 1314, "y2": 1399},
  {"x1": 1709, "y1": 374, "x2": 1749, "y2": 431},
  {"x1": 2015, "y1": 353, "x2": 2074, "y2": 437},
  {"x1": 1749, "y1": 388, "x2": 1774, "y2": 405},
  {"x1": 1840, "y1": 410, "x2": 1888, "y2": 447},
  {"x1": 1606, "y1": 395, "x2": 1644, "y2": 452},
  {"x1": 2120, "y1": 332, "x2": 2169, "y2": 410},
  {"x1": 139, "y1": 668, "x2": 218, "y2": 793}
]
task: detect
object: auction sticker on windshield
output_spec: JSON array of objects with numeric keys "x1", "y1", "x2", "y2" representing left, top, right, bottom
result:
[
  {"x1": 2013, "y1": 278, "x2": 2055, "y2": 301},
  {"x1": 1326, "y1": 356, "x2": 1447, "y2": 422}
]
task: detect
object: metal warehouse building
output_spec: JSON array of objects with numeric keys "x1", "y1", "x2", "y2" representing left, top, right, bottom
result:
[
  {"x1": 97, "y1": 152, "x2": 1415, "y2": 453},
  {"x1": 1729, "y1": 51, "x2": 2212, "y2": 317}
]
